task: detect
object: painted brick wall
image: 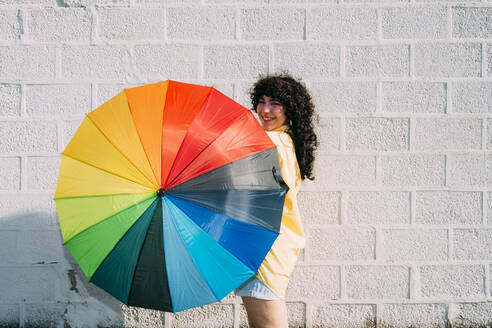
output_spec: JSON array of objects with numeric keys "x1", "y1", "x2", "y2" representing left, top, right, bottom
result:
[{"x1": 0, "y1": 0, "x2": 490, "y2": 327}]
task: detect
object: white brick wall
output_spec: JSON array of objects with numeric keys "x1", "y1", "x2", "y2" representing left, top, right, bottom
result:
[{"x1": 0, "y1": 0, "x2": 490, "y2": 327}]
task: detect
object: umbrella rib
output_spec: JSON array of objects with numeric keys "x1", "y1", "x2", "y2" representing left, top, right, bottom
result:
[
  {"x1": 86, "y1": 115, "x2": 159, "y2": 189},
  {"x1": 60, "y1": 152, "x2": 156, "y2": 192}
]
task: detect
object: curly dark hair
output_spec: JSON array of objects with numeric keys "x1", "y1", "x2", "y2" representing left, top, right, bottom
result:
[{"x1": 249, "y1": 72, "x2": 319, "y2": 180}]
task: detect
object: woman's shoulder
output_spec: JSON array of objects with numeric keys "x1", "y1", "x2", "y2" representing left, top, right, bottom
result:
[{"x1": 266, "y1": 126, "x2": 294, "y2": 150}]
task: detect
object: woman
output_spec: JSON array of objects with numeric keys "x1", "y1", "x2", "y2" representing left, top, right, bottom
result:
[{"x1": 234, "y1": 72, "x2": 318, "y2": 327}]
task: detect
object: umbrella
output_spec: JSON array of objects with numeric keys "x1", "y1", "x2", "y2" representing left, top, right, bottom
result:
[{"x1": 54, "y1": 80, "x2": 288, "y2": 313}]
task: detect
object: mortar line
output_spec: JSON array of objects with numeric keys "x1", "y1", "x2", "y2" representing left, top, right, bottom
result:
[
  {"x1": 445, "y1": 81, "x2": 450, "y2": 114},
  {"x1": 483, "y1": 191, "x2": 488, "y2": 225},
  {"x1": 482, "y1": 42, "x2": 487, "y2": 78},
  {"x1": 482, "y1": 117, "x2": 487, "y2": 151},
  {"x1": 305, "y1": 301, "x2": 312, "y2": 328},
  {"x1": 448, "y1": 6, "x2": 453, "y2": 39},
  {"x1": 233, "y1": 302, "x2": 240, "y2": 328}
]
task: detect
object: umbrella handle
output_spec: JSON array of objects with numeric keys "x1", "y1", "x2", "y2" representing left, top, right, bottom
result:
[{"x1": 272, "y1": 166, "x2": 289, "y2": 192}]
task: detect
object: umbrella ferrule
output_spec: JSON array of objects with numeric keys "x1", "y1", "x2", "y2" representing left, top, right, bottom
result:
[{"x1": 157, "y1": 188, "x2": 167, "y2": 197}]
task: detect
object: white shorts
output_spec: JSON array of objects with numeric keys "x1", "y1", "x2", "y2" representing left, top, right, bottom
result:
[{"x1": 234, "y1": 276, "x2": 280, "y2": 300}]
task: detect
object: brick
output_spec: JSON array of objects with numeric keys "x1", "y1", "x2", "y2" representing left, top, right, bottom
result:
[
  {"x1": 27, "y1": 8, "x2": 91, "y2": 42},
  {"x1": 61, "y1": 46, "x2": 129, "y2": 80},
  {"x1": 0, "y1": 266, "x2": 56, "y2": 301},
  {"x1": 380, "y1": 303, "x2": 447, "y2": 328},
  {"x1": 18, "y1": 230, "x2": 63, "y2": 264},
  {"x1": 381, "y1": 154, "x2": 445, "y2": 187},
  {"x1": 24, "y1": 303, "x2": 67, "y2": 328},
  {"x1": 0, "y1": 230, "x2": 18, "y2": 265},
  {"x1": 205, "y1": 0, "x2": 258, "y2": 2},
  {"x1": 204, "y1": 45, "x2": 268, "y2": 79},
  {"x1": 61, "y1": 0, "x2": 129, "y2": 5},
  {"x1": 285, "y1": 302, "x2": 305, "y2": 328},
  {"x1": 0, "y1": 304, "x2": 19, "y2": 328},
  {"x1": 312, "y1": 304, "x2": 376, "y2": 328},
  {"x1": 0, "y1": 46, "x2": 55, "y2": 80},
  {"x1": 346, "y1": 117, "x2": 408, "y2": 151},
  {"x1": 488, "y1": 44, "x2": 492, "y2": 76},
  {"x1": 345, "y1": 0, "x2": 404, "y2": 2},
  {"x1": 275, "y1": 44, "x2": 340, "y2": 78},
  {"x1": 447, "y1": 153, "x2": 492, "y2": 187},
  {"x1": 383, "y1": 229, "x2": 448, "y2": 262},
  {"x1": 26, "y1": 84, "x2": 91, "y2": 117},
  {"x1": 286, "y1": 266, "x2": 339, "y2": 299},
  {"x1": 298, "y1": 191, "x2": 339, "y2": 224},
  {"x1": 0, "y1": 192, "x2": 57, "y2": 227},
  {"x1": 452, "y1": 82, "x2": 491, "y2": 113},
  {"x1": 239, "y1": 302, "x2": 305, "y2": 328},
  {"x1": 0, "y1": 0, "x2": 55, "y2": 4},
  {"x1": 62, "y1": 118, "x2": 84, "y2": 149},
  {"x1": 382, "y1": 82, "x2": 445, "y2": 113},
  {"x1": 454, "y1": 229, "x2": 492, "y2": 260},
  {"x1": 0, "y1": 157, "x2": 20, "y2": 190},
  {"x1": 121, "y1": 305, "x2": 165, "y2": 328},
  {"x1": 25, "y1": 156, "x2": 59, "y2": 190},
  {"x1": 346, "y1": 45, "x2": 409, "y2": 77},
  {"x1": 0, "y1": 9, "x2": 21, "y2": 41},
  {"x1": 453, "y1": 302, "x2": 492, "y2": 327},
  {"x1": 382, "y1": 7, "x2": 448, "y2": 39},
  {"x1": 0, "y1": 84, "x2": 20, "y2": 117},
  {"x1": 415, "y1": 191, "x2": 481, "y2": 225},
  {"x1": 0, "y1": 121, "x2": 57, "y2": 153},
  {"x1": 96, "y1": 83, "x2": 136, "y2": 107},
  {"x1": 414, "y1": 118, "x2": 481, "y2": 150},
  {"x1": 311, "y1": 82, "x2": 376, "y2": 113},
  {"x1": 415, "y1": 43, "x2": 481, "y2": 77},
  {"x1": 346, "y1": 265, "x2": 409, "y2": 299},
  {"x1": 347, "y1": 191, "x2": 410, "y2": 224},
  {"x1": 25, "y1": 302, "x2": 124, "y2": 328},
  {"x1": 316, "y1": 116, "x2": 340, "y2": 152},
  {"x1": 136, "y1": 0, "x2": 194, "y2": 3},
  {"x1": 310, "y1": 226, "x2": 375, "y2": 261},
  {"x1": 416, "y1": 0, "x2": 476, "y2": 2},
  {"x1": 420, "y1": 264, "x2": 485, "y2": 298},
  {"x1": 168, "y1": 7, "x2": 235, "y2": 40},
  {"x1": 453, "y1": 7, "x2": 492, "y2": 38},
  {"x1": 170, "y1": 304, "x2": 234, "y2": 328},
  {"x1": 98, "y1": 8, "x2": 166, "y2": 40},
  {"x1": 313, "y1": 155, "x2": 375, "y2": 186},
  {"x1": 202, "y1": 81, "x2": 234, "y2": 100},
  {"x1": 241, "y1": 8, "x2": 304, "y2": 40},
  {"x1": 233, "y1": 80, "x2": 255, "y2": 109},
  {"x1": 309, "y1": 7, "x2": 377, "y2": 40},
  {"x1": 135, "y1": 44, "x2": 200, "y2": 79}
]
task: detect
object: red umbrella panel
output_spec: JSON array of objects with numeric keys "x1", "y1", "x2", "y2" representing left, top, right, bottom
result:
[{"x1": 54, "y1": 80, "x2": 288, "y2": 312}]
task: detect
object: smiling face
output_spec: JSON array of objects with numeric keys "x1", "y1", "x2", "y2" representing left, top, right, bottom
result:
[{"x1": 256, "y1": 95, "x2": 287, "y2": 131}]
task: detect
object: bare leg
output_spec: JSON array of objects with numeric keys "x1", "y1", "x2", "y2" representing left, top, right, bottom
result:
[{"x1": 241, "y1": 296, "x2": 288, "y2": 328}]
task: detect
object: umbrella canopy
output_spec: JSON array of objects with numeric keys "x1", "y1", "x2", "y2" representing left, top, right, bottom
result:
[{"x1": 54, "y1": 80, "x2": 288, "y2": 313}]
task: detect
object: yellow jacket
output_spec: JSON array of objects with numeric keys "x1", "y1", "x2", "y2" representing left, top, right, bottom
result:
[{"x1": 254, "y1": 125, "x2": 305, "y2": 299}]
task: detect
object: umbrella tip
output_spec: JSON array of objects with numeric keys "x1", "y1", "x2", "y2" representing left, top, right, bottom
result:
[{"x1": 156, "y1": 188, "x2": 167, "y2": 197}]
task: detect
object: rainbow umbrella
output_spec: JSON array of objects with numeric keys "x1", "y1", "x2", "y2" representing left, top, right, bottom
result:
[{"x1": 54, "y1": 80, "x2": 288, "y2": 312}]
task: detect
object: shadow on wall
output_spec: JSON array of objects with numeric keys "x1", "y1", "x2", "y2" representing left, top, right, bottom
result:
[{"x1": 0, "y1": 210, "x2": 166, "y2": 328}]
